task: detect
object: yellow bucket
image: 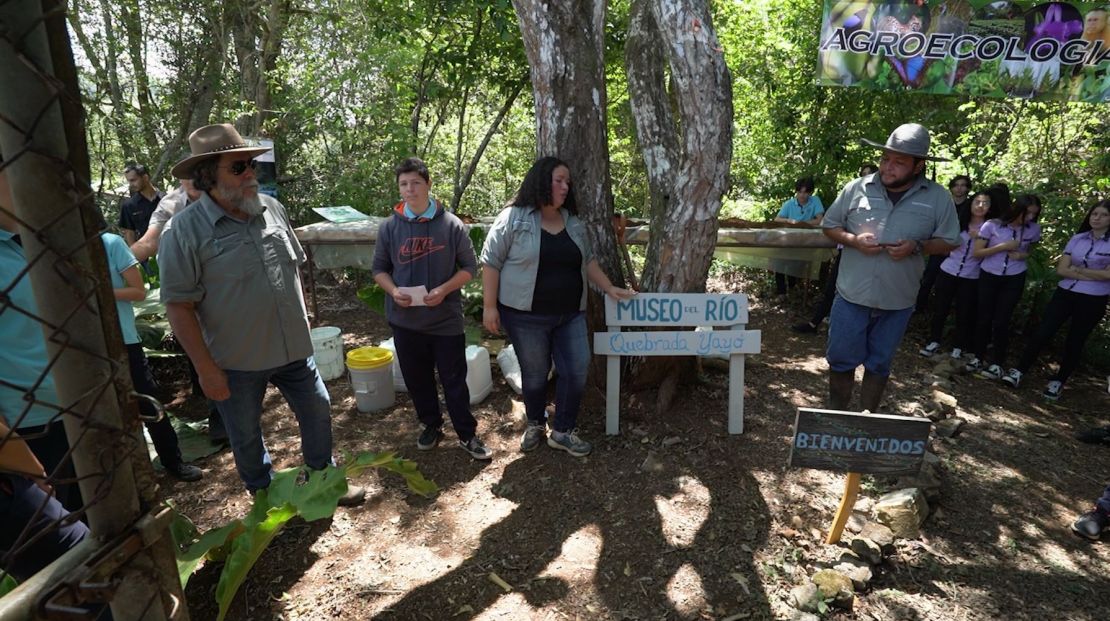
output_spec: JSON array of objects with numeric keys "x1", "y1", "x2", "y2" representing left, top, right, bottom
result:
[{"x1": 346, "y1": 347, "x2": 393, "y2": 370}]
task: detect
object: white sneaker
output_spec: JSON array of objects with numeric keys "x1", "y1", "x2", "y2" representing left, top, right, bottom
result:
[
  {"x1": 1002, "y1": 368, "x2": 1022, "y2": 388},
  {"x1": 1044, "y1": 380, "x2": 1063, "y2": 401},
  {"x1": 950, "y1": 348, "x2": 963, "y2": 360},
  {"x1": 964, "y1": 357, "x2": 983, "y2": 373},
  {"x1": 919, "y1": 341, "x2": 941, "y2": 357},
  {"x1": 980, "y1": 364, "x2": 1003, "y2": 380}
]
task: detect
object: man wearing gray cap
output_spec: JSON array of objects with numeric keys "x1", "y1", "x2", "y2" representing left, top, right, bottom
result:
[
  {"x1": 821, "y1": 123, "x2": 960, "y2": 413},
  {"x1": 158, "y1": 124, "x2": 363, "y2": 504}
]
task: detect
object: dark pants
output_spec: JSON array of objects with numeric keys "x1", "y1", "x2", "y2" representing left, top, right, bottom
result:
[
  {"x1": 390, "y1": 325, "x2": 476, "y2": 442},
  {"x1": 20, "y1": 423, "x2": 80, "y2": 512},
  {"x1": 915, "y1": 254, "x2": 945, "y2": 312},
  {"x1": 1016, "y1": 288, "x2": 1108, "y2": 383},
  {"x1": 0, "y1": 474, "x2": 89, "y2": 581},
  {"x1": 809, "y1": 252, "x2": 841, "y2": 325},
  {"x1": 1097, "y1": 484, "x2": 1110, "y2": 515},
  {"x1": 126, "y1": 344, "x2": 183, "y2": 469},
  {"x1": 929, "y1": 271, "x2": 979, "y2": 350},
  {"x1": 973, "y1": 271, "x2": 1027, "y2": 366},
  {"x1": 774, "y1": 273, "x2": 799, "y2": 295}
]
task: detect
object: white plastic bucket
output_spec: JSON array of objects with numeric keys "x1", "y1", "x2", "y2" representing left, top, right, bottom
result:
[
  {"x1": 466, "y1": 346, "x2": 492, "y2": 405},
  {"x1": 310, "y1": 326, "x2": 344, "y2": 381},
  {"x1": 377, "y1": 337, "x2": 408, "y2": 392},
  {"x1": 346, "y1": 347, "x2": 395, "y2": 412}
]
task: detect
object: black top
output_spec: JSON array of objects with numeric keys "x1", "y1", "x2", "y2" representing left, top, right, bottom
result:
[
  {"x1": 118, "y1": 190, "x2": 164, "y2": 237},
  {"x1": 531, "y1": 229, "x2": 582, "y2": 314}
]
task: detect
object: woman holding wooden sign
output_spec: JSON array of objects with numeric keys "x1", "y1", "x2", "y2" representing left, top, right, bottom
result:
[{"x1": 480, "y1": 156, "x2": 635, "y2": 458}]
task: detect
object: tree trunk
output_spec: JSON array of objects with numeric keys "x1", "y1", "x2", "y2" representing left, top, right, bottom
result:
[
  {"x1": 625, "y1": 0, "x2": 733, "y2": 411},
  {"x1": 512, "y1": 0, "x2": 626, "y2": 309}
]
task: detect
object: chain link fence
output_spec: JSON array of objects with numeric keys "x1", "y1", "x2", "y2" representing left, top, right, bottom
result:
[{"x1": 1, "y1": 1, "x2": 188, "y2": 619}]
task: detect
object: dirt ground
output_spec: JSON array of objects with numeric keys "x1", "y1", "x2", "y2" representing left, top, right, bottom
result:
[{"x1": 162, "y1": 270, "x2": 1110, "y2": 621}]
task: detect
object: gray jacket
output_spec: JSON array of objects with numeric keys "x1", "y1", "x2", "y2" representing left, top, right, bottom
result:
[{"x1": 480, "y1": 206, "x2": 594, "y2": 312}]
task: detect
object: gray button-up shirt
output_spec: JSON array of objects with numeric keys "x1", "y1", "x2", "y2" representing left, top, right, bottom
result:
[
  {"x1": 158, "y1": 192, "x2": 312, "y2": 371},
  {"x1": 822, "y1": 173, "x2": 960, "y2": 310}
]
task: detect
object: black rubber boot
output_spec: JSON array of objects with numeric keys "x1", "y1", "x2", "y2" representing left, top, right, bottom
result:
[
  {"x1": 859, "y1": 371, "x2": 890, "y2": 413},
  {"x1": 828, "y1": 371, "x2": 855, "y2": 411}
]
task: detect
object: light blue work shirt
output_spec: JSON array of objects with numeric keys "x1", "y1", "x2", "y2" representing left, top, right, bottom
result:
[
  {"x1": 778, "y1": 195, "x2": 825, "y2": 222},
  {"x1": 0, "y1": 228, "x2": 60, "y2": 428},
  {"x1": 101, "y1": 232, "x2": 142, "y2": 345}
]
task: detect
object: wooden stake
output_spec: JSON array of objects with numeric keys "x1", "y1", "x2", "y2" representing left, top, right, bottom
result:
[{"x1": 825, "y1": 471, "x2": 861, "y2": 544}]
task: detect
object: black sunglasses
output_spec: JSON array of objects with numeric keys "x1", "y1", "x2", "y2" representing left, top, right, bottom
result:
[{"x1": 221, "y1": 158, "x2": 257, "y2": 176}]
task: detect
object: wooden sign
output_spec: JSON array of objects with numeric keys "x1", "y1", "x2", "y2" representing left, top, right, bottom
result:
[
  {"x1": 598, "y1": 293, "x2": 760, "y2": 436},
  {"x1": 593, "y1": 330, "x2": 761, "y2": 357},
  {"x1": 604, "y1": 293, "x2": 749, "y2": 326},
  {"x1": 788, "y1": 408, "x2": 930, "y2": 476}
]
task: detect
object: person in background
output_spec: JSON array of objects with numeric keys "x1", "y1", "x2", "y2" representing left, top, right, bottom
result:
[
  {"x1": 101, "y1": 231, "x2": 203, "y2": 481},
  {"x1": 919, "y1": 190, "x2": 994, "y2": 359},
  {"x1": 821, "y1": 123, "x2": 960, "y2": 413},
  {"x1": 1003, "y1": 200, "x2": 1110, "y2": 400},
  {"x1": 916, "y1": 175, "x2": 973, "y2": 313},
  {"x1": 772, "y1": 177, "x2": 824, "y2": 298},
  {"x1": 118, "y1": 163, "x2": 163, "y2": 247},
  {"x1": 965, "y1": 194, "x2": 1042, "y2": 380},
  {"x1": 481, "y1": 156, "x2": 635, "y2": 457},
  {"x1": 792, "y1": 164, "x2": 875, "y2": 334},
  {"x1": 159, "y1": 124, "x2": 363, "y2": 503},
  {"x1": 372, "y1": 157, "x2": 491, "y2": 460}
]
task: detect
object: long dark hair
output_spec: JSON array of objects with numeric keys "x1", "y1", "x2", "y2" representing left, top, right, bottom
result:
[
  {"x1": 986, "y1": 183, "x2": 1012, "y2": 222},
  {"x1": 1077, "y1": 199, "x2": 1110, "y2": 239},
  {"x1": 511, "y1": 156, "x2": 577, "y2": 214},
  {"x1": 995, "y1": 192, "x2": 1038, "y2": 226},
  {"x1": 958, "y1": 191, "x2": 995, "y2": 232}
]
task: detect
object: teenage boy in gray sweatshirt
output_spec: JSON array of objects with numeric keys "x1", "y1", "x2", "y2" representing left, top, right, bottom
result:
[{"x1": 372, "y1": 158, "x2": 492, "y2": 459}]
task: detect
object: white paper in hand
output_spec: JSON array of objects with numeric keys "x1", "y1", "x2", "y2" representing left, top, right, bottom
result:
[{"x1": 397, "y1": 285, "x2": 429, "y2": 306}]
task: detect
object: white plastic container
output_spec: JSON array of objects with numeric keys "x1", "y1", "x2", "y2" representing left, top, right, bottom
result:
[
  {"x1": 497, "y1": 344, "x2": 524, "y2": 395},
  {"x1": 310, "y1": 326, "x2": 344, "y2": 381},
  {"x1": 377, "y1": 337, "x2": 408, "y2": 392},
  {"x1": 466, "y1": 345, "x2": 493, "y2": 404},
  {"x1": 346, "y1": 347, "x2": 395, "y2": 412}
]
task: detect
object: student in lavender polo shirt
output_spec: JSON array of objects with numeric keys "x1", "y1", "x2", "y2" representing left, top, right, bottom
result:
[
  {"x1": 821, "y1": 123, "x2": 960, "y2": 413},
  {"x1": 965, "y1": 194, "x2": 1042, "y2": 380},
  {"x1": 1003, "y1": 200, "x2": 1110, "y2": 400},
  {"x1": 372, "y1": 157, "x2": 491, "y2": 460}
]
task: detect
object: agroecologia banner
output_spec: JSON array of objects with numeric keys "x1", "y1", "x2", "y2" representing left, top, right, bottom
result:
[{"x1": 818, "y1": 1, "x2": 1110, "y2": 102}]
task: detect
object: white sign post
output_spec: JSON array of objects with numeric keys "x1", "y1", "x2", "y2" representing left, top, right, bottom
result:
[{"x1": 594, "y1": 293, "x2": 761, "y2": 435}]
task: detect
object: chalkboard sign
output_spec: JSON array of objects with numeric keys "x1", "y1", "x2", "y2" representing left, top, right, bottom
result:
[{"x1": 788, "y1": 408, "x2": 930, "y2": 476}]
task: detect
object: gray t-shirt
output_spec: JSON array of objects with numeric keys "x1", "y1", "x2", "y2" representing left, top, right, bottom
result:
[
  {"x1": 148, "y1": 185, "x2": 187, "y2": 231},
  {"x1": 822, "y1": 174, "x2": 960, "y2": 310},
  {"x1": 158, "y1": 192, "x2": 312, "y2": 371}
]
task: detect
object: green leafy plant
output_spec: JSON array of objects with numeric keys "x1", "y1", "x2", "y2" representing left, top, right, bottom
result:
[
  {"x1": 172, "y1": 451, "x2": 436, "y2": 621},
  {"x1": 0, "y1": 573, "x2": 17, "y2": 598},
  {"x1": 132, "y1": 287, "x2": 181, "y2": 358}
]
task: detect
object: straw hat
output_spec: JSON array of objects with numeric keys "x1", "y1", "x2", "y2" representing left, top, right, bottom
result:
[
  {"x1": 859, "y1": 123, "x2": 949, "y2": 162},
  {"x1": 171, "y1": 124, "x2": 272, "y2": 179}
]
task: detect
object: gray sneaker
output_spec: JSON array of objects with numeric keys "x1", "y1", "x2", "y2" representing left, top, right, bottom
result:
[
  {"x1": 460, "y1": 436, "x2": 493, "y2": 460},
  {"x1": 520, "y1": 423, "x2": 546, "y2": 452},
  {"x1": 547, "y1": 429, "x2": 592, "y2": 457}
]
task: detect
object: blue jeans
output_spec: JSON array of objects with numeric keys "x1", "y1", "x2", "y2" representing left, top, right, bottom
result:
[
  {"x1": 1, "y1": 475, "x2": 89, "y2": 581},
  {"x1": 1097, "y1": 484, "x2": 1110, "y2": 515},
  {"x1": 216, "y1": 357, "x2": 333, "y2": 492},
  {"x1": 827, "y1": 294, "x2": 913, "y2": 376},
  {"x1": 498, "y1": 305, "x2": 589, "y2": 433}
]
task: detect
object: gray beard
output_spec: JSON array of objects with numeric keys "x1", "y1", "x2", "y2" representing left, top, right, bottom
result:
[{"x1": 239, "y1": 194, "x2": 264, "y2": 216}]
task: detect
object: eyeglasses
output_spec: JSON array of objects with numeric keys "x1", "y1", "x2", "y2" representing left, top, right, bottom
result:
[{"x1": 220, "y1": 159, "x2": 256, "y2": 176}]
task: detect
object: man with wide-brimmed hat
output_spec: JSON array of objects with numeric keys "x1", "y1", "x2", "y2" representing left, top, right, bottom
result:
[
  {"x1": 158, "y1": 124, "x2": 364, "y2": 505},
  {"x1": 820, "y1": 123, "x2": 961, "y2": 413}
]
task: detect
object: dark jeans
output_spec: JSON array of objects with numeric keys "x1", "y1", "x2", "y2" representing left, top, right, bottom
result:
[
  {"x1": 390, "y1": 325, "x2": 475, "y2": 442},
  {"x1": 774, "y1": 273, "x2": 799, "y2": 295},
  {"x1": 809, "y1": 252, "x2": 841, "y2": 325},
  {"x1": 126, "y1": 343, "x2": 183, "y2": 469},
  {"x1": 915, "y1": 254, "x2": 944, "y2": 312},
  {"x1": 1016, "y1": 288, "x2": 1108, "y2": 383},
  {"x1": 1097, "y1": 483, "x2": 1110, "y2": 515},
  {"x1": 499, "y1": 305, "x2": 589, "y2": 433},
  {"x1": 20, "y1": 422, "x2": 80, "y2": 512},
  {"x1": 972, "y1": 271, "x2": 1027, "y2": 366},
  {"x1": 0, "y1": 474, "x2": 89, "y2": 581},
  {"x1": 929, "y1": 271, "x2": 979, "y2": 350}
]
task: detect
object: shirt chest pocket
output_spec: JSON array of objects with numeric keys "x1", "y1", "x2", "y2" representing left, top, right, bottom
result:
[
  {"x1": 203, "y1": 233, "x2": 250, "y2": 281},
  {"x1": 261, "y1": 227, "x2": 297, "y2": 266},
  {"x1": 507, "y1": 219, "x2": 537, "y2": 265},
  {"x1": 893, "y1": 205, "x2": 935, "y2": 240}
]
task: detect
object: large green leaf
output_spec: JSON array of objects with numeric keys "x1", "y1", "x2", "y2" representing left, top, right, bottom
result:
[
  {"x1": 214, "y1": 504, "x2": 298, "y2": 621},
  {"x1": 356, "y1": 284, "x2": 386, "y2": 316}
]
